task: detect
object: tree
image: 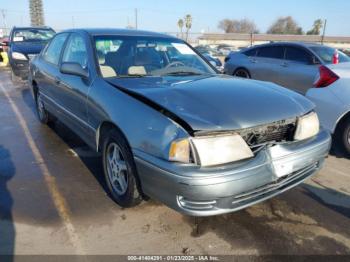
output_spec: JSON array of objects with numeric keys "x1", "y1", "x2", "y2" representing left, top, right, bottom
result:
[
  {"x1": 184, "y1": 14, "x2": 192, "y2": 41},
  {"x1": 218, "y1": 18, "x2": 258, "y2": 33},
  {"x1": 267, "y1": 16, "x2": 303, "y2": 35},
  {"x1": 307, "y1": 19, "x2": 323, "y2": 35},
  {"x1": 177, "y1": 19, "x2": 184, "y2": 39}
]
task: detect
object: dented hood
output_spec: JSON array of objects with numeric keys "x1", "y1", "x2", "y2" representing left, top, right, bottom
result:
[{"x1": 107, "y1": 75, "x2": 314, "y2": 132}]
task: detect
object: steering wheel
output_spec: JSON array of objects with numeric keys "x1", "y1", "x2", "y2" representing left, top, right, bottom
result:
[{"x1": 165, "y1": 61, "x2": 186, "y2": 69}]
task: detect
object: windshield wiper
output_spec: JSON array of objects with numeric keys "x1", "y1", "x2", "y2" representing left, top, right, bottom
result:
[
  {"x1": 117, "y1": 74, "x2": 148, "y2": 78},
  {"x1": 162, "y1": 71, "x2": 204, "y2": 76}
]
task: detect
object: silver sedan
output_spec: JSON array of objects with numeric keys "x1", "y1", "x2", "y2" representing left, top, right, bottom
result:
[{"x1": 224, "y1": 42, "x2": 350, "y2": 94}]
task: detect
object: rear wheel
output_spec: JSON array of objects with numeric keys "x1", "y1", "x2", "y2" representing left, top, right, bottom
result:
[
  {"x1": 233, "y1": 68, "x2": 250, "y2": 79},
  {"x1": 335, "y1": 116, "x2": 350, "y2": 156},
  {"x1": 102, "y1": 129, "x2": 143, "y2": 207}
]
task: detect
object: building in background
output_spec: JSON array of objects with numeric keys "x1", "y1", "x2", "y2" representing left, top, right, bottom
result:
[{"x1": 29, "y1": 0, "x2": 45, "y2": 26}]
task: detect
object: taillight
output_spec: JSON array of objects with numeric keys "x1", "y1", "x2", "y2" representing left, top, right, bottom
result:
[
  {"x1": 313, "y1": 65, "x2": 339, "y2": 88},
  {"x1": 332, "y1": 51, "x2": 339, "y2": 64}
]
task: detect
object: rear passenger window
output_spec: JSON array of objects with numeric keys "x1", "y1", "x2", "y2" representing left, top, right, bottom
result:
[
  {"x1": 285, "y1": 47, "x2": 311, "y2": 64},
  {"x1": 243, "y1": 48, "x2": 257, "y2": 57},
  {"x1": 257, "y1": 46, "x2": 284, "y2": 59},
  {"x1": 42, "y1": 33, "x2": 69, "y2": 65}
]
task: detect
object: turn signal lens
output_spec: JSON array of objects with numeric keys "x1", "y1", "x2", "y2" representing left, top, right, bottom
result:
[{"x1": 169, "y1": 139, "x2": 190, "y2": 163}]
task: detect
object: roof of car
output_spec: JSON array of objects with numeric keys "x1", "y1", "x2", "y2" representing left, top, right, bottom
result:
[
  {"x1": 61, "y1": 28, "x2": 177, "y2": 39},
  {"x1": 251, "y1": 41, "x2": 327, "y2": 49},
  {"x1": 12, "y1": 26, "x2": 54, "y2": 30}
]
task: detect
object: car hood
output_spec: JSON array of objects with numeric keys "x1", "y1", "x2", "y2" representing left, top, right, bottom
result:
[
  {"x1": 11, "y1": 41, "x2": 47, "y2": 54},
  {"x1": 108, "y1": 75, "x2": 314, "y2": 132}
]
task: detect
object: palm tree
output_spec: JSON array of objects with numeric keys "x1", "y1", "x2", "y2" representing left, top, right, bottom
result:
[
  {"x1": 177, "y1": 19, "x2": 184, "y2": 39},
  {"x1": 184, "y1": 14, "x2": 192, "y2": 41}
]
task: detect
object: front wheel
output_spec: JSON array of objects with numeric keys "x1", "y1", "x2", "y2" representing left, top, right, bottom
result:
[
  {"x1": 102, "y1": 129, "x2": 143, "y2": 207},
  {"x1": 233, "y1": 68, "x2": 251, "y2": 79}
]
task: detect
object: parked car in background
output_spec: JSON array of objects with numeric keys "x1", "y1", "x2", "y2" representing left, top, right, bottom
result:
[
  {"x1": 216, "y1": 44, "x2": 236, "y2": 56},
  {"x1": 8, "y1": 26, "x2": 55, "y2": 81},
  {"x1": 225, "y1": 42, "x2": 350, "y2": 155},
  {"x1": 29, "y1": 29, "x2": 330, "y2": 216},
  {"x1": 224, "y1": 42, "x2": 350, "y2": 92},
  {"x1": 195, "y1": 44, "x2": 223, "y2": 56},
  {"x1": 202, "y1": 53, "x2": 224, "y2": 72},
  {"x1": 307, "y1": 63, "x2": 350, "y2": 154}
]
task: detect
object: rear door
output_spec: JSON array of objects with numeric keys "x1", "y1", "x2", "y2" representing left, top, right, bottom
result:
[
  {"x1": 248, "y1": 46, "x2": 285, "y2": 85},
  {"x1": 278, "y1": 46, "x2": 319, "y2": 94},
  {"x1": 34, "y1": 33, "x2": 69, "y2": 114}
]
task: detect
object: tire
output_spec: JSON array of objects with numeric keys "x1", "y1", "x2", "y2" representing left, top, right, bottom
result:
[
  {"x1": 35, "y1": 91, "x2": 51, "y2": 124},
  {"x1": 102, "y1": 129, "x2": 143, "y2": 207},
  {"x1": 233, "y1": 68, "x2": 251, "y2": 79},
  {"x1": 335, "y1": 117, "x2": 350, "y2": 156}
]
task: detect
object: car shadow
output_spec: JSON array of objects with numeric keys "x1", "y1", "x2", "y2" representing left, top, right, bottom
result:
[
  {"x1": 182, "y1": 184, "x2": 350, "y2": 254},
  {"x1": 0, "y1": 145, "x2": 16, "y2": 261}
]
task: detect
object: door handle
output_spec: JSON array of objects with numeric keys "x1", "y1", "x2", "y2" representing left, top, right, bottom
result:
[
  {"x1": 250, "y1": 59, "x2": 257, "y2": 63},
  {"x1": 281, "y1": 62, "x2": 288, "y2": 67},
  {"x1": 54, "y1": 77, "x2": 61, "y2": 85}
]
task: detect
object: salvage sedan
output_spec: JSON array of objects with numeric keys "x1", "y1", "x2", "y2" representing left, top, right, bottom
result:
[{"x1": 29, "y1": 29, "x2": 331, "y2": 216}]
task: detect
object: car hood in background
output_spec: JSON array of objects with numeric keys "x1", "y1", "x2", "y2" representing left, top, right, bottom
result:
[
  {"x1": 108, "y1": 75, "x2": 314, "y2": 132},
  {"x1": 10, "y1": 41, "x2": 47, "y2": 54}
]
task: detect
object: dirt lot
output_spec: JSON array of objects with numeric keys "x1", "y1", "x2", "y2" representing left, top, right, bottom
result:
[{"x1": 0, "y1": 68, "x2": 349, "y2": 258}]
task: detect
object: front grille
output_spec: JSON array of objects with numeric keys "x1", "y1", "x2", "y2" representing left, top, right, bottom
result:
[{"x1": 238, "y1": 118, "x2": 296, "y2": 151}]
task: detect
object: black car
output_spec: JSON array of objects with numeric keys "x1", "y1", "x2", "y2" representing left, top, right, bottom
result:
[{"x1": 8, "y1": 26, "x2": 55, "y2": 81}]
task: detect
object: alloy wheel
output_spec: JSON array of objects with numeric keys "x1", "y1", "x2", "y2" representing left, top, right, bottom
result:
[{"x1": 106, "y1": 142, "x2": 129, "y2": 195}]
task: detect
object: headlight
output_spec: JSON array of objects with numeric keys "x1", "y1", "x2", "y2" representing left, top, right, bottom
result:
[
  {"x1": 12, "y1": 52, "x2": 27, "y2": 60},
  {"x1": 169, "y1": 134, "x2": 254, "y2": 167},
  {"x1": 294, "y1": 111, "x2": 320, "y2": 141}
]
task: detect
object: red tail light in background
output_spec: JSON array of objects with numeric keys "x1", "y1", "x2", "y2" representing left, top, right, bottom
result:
[
  {"x1": 332, "y1": 51, "x2": 339, "y2": 64},
  {"x1": 313, "y1": 65, "x2": 339, "y2": 88}
]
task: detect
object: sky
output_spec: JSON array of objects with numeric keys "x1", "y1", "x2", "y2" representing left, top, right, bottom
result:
[{"x1": 1, "y1": 0, "x2": 350, "y2": 36}]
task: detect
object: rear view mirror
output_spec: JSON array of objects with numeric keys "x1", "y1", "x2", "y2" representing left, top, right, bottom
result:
[{"x1": 60, "y1": 62, "x2": 89, "y2": 78}]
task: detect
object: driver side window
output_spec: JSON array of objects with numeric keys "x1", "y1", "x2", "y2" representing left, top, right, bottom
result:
[{"x1": 62, "y1": 33, "x2": 88, "y2": 68}]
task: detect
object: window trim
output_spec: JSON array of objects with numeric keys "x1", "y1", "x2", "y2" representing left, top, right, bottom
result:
[{"x1": 41, "y1": 32, "x2": 70, "y2": 67}]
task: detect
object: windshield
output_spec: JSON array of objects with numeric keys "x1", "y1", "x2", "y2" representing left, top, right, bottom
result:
[
  {"x1": 310, "y1": 46, "x2": 350, "y2": 64},
  {"x1": 94, "y1": 35, "x2": 216, "y2": 78},
  {"x1": 12, "y1": 29, "x2": 55, "y2": 42}
]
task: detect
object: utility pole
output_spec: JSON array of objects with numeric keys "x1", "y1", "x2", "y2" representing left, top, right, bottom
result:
[
  {"x1": 71, "y1": 16, "x2": 75, "y2": 28},
  {"x1": 0, "y1": 9, "x2": 8, "y2": 36},
  {"x1": 321, "y1": 19, "x2": 327, "y2": 45},
  {"x1": 135, "y1": 8, "x2": 138, "y2": 30}
]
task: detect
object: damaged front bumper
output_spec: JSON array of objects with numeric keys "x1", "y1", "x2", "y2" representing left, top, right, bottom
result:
[{"x1": 134, "y1": 130, "x2": 331, "y2": 216}]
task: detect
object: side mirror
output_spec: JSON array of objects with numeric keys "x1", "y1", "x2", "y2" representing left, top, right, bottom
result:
[{"x1": 60, "y1": 62, "x2": 89, "y2": 78}]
